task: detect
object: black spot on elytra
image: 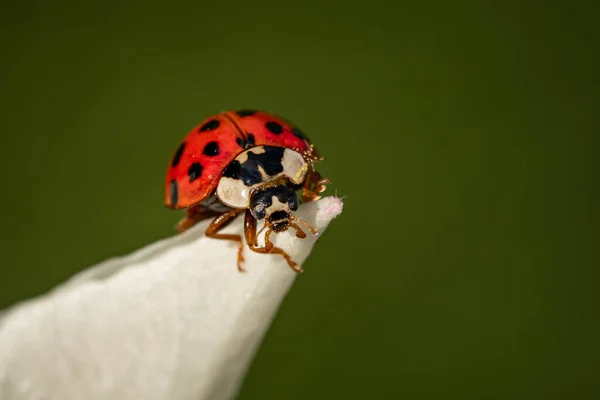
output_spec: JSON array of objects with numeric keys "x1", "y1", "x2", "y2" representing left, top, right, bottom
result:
[
  {"x1": 171, "y1": 142, "x2": 186, "y2": 167},
  {"x1": 247, "y1": 133, "x2": 255, "y2": 147},
  {"x1": 265, "y1": 121, "x2": 283, "y2": 135},
  {"x1": 203, "y1": 141, "x2": 220, "y2": 156},
  {"x1": 188, "y1": 162, "x2": 203, "y2": 182},
  {"x1": 222, "y1": 146, "x2": 285, "y2": 186},
  {"x1": 235, "y1": 133, "x2": 256, "y2": 149},
  {"x1": 169, "y1": 180, "x2": 178, "y2": 206},
  {"x1": 199, "y1": 119, "x2": 220, "y2": 132},
  {"x1": 236, "y1": 109, "x2": 257, "y2": 117},
  {"x1": 291, "y1": 127, "x2": 306, "y2": 140}
]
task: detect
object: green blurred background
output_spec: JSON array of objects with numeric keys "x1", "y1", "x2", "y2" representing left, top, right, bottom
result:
[{"x1": 1, "y1": 1, "x2": 598, "y2": 398}]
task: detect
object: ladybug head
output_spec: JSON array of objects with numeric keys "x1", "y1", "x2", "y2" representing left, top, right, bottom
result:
[
  {"x1": 249, "y1": 185, "x2": 299, "y2": 232},
  {"x1": 249, "y1": 183, "x2": 320, "y2": 245}
]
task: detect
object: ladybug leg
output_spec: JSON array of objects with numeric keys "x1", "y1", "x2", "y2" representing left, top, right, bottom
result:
[
  {"x1": 250, "y1": 240, "x2": 302, "y2": 273},
  {"x1": 205, "y1": 209, "x2": 246, "y2": 272},
  {"x1": 290, "y1": 215, "x2": 319, "y2": 236},
  {"x1": 177, "y1": 205, "x2": 221, "y2": 233},
  {"x1": 289, "y1": 224, "x2": 307, "y2": 239},
  {"x1": 244, "y1": 212, "x2": 302, "y2": 273},
  {"x1": 302, "y1": 167, "x2": 331, "y2": 203},
  {"x1": 244, "y1": 210, "x2": 260, "y2": 247}
]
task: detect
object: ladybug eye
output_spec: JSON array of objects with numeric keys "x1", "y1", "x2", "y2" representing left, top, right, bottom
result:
[
  {"x1": 288, "y1": 196, "x2": 299, "y2": 211},
  {"x1": 251, "y1": 203, "x2": 267, "y2": 220}
]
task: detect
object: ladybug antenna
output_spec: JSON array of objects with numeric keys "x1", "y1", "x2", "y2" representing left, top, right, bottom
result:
[{"x1": 290, "y1": 215, "x2": 319, "y2": 237}]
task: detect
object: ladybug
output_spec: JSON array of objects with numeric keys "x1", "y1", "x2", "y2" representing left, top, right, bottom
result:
[{"x1": 165, "y1": 110, "x2": 330, "y2": 273}]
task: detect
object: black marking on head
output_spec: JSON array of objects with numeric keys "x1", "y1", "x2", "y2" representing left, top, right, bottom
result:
[
  {"x1": 236, "y1": 109, "x2": 257, "y2": 117},
  {"x1": 235, "y1": 133, "x2": 256, "y2": 150},
  {"x1": 265, "y1": 121, "x2": 283, "y2": 135},
  {"x1": 171, "y1": 142, "x2": 186, "y2": 167},
  {"x1": 199, "y1": 119, "x2": 220, "y2": 132},
  {"x1": 270, "y1": 185, "x2": 298, "y2": 207},
  {"x1": 169, "y1": 180, "x2": 178, "y2": 206},
  {"x1": 291, "y1": 127, "x2": 306, "y2": 141},
  {"x1": 188, "y1": 162, "x2": 203, "y2": 182},
  {"x1": 249, "y1": 185, "x2": 299, "y2": 220},
  {"x1": 203, "y1": 141, "x2": 220, "y2": 156},
  {"x1": 249, "y1": 189, "x2": 272, "y2": 220}
]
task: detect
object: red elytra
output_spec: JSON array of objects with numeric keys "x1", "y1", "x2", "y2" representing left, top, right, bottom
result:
[{"x1": 164, "y1": 110, "x2": 322, "y2": 209}]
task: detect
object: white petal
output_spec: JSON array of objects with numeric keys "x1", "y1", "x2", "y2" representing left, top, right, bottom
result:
[{"x1": 0, "y1": 197, "x2": 344, "y2": 400}]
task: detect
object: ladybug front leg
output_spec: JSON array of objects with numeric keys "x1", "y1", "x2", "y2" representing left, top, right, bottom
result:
[
  {"x1": 244, "y1": 211, "x2": 302, "y2": 273},
  {"x1": 302, "y1": 165, "x2": 331, "y2": 203},
  {"x1": 244, "y1": 209, "x2": 260, "y2": 247},
  {"x1": 206, "y1": 209, "x2": 246, "y2": 272}
]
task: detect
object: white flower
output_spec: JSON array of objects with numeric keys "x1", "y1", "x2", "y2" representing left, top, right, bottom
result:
[{"x1": 0, "y1": 197, "x2": 343, "y2": 400}]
